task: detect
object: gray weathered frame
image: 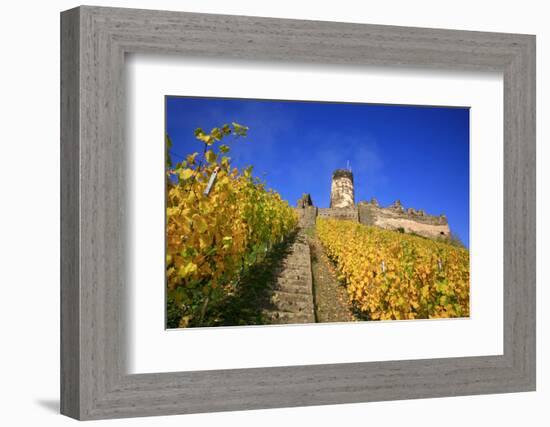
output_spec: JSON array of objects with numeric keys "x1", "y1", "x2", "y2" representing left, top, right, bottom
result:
[{"x1": 60, "y1": 5, "x2": 536, "y2": 420}]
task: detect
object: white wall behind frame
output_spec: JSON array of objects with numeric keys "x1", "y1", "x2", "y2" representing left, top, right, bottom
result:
[{"x1": 1, "y1": 1, "x2": 546, "y2": 427}]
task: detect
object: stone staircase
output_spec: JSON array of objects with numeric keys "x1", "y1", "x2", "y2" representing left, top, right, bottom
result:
[{"x1": 262, "y1": 230, "x2": 315, "y2": 324}]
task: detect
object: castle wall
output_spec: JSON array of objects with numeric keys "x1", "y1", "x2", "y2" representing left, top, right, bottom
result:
[
  {"x1": 317, "y1": 207, "x2": 359, "y2": 222},
  {"x1": 295, "y1": 170, "x2": 452, "y2": 240},
  {"x1": 295, "y1": 206, "x2": 317, "y2": 228},
  {"x1": 358, "y1": 203, "x2": 450, "y2": 239},
  {"x1": 296, "y1": 204, "x2": 450, "y2": 239}
]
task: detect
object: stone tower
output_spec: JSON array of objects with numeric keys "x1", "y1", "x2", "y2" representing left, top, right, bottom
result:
[{"x1": 330, "y1": 169, "x2": 355, "y2": 208}]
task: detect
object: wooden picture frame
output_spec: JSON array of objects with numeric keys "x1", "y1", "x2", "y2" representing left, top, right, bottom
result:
[{"x1": 60, "y1": 5, "x2": 536, "y2": 420}]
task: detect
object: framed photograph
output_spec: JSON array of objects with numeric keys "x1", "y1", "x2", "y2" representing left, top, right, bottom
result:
[
  {"x1": 163, "y1": 97, "x2": 470, "y2": 329},
  {"x1": 61, "y1": 6, "x2": 536, "y2": 420}
]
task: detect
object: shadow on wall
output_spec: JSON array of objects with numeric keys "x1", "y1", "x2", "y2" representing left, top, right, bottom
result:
[{"x1": 35, "y1": 399, "x2": 59, "y2": 414}]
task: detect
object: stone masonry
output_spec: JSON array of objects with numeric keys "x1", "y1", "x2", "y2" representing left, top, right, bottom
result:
[
  {"x1": 330, "y1": 169, "x2": 355, "y2": 208},
  {"x1": 262, "y1": 230, "x2": 315, "y2": 324},
  {"x1": 295, "y1": 169, "x2": 452, "y2": 240},
  {"x1": 266, "y1": 169, "x2": 451, "y2": 325},
  {"x1": 358, "y1": 200, "x2": 450, "y2": 238}
]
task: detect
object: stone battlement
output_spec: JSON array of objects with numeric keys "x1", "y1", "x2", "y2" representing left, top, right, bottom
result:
[
  {"x1": 296, "y1": 170, "x2": 451, "y2": 240},
  {"x1": 317, "y1": 207, "x2": 359, "y2": 222},
  {"x1": 357, "y1": 201, "x2": 450, "y2": 238},
  {"x1": 358, "y1": 200, "x2": 448, "y2": 226}
]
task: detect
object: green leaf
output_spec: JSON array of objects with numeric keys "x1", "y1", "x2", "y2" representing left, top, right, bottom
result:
[
  {"x1": 195, "y1": 128, "x2": 215, "y2": 145},
  {"x1": 186, "y1": 152, "x2": 199, "y2": 164},
  {"x1": 211, "y1": 127, "x2": 222, "y2": 141},
  {"x1": 205, "y1": 150, "x2": 217, "y2": 163},
  {"x1": 243, "y1": 165, "x2": 253, "y2": 178},
  {"x1": 222, "y1": 236, "x2": 233, "y2": 249},
  {"x1": 219, "y1": 144, "x2": 230, "y2": 154},
  {"x1": 232, "y1": 122, "x2": 249, "y2": 137},
  {"x1": 182, "y1": 247, "x2": 197, "y2": 258},
  {"x1": 221, "y1": 156, "x2": 231, "y2": 168},
  {"x1": 196, "y1": 134, "x2": 212, "y2": 145},
  {"x1": 165, "y1": 134, "x2": 173, "y2": 167}
]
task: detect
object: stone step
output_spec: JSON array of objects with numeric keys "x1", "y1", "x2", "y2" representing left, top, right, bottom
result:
[
  {"x1": 285, "y1": 246, "x2": 309, "y2": 253},
  {"x1": 262, "y1": 309, "x2": 314, "y2": 325},
  {"x1": 283, "y1": 257, "x2": 310, "y2": 264},
  {"x1": 272, "y1": 282, "x2": 312, "y2": 295},
  {"x1": 262, "y1": 230, "x2": 315, "y2": 325},
  {"x1": 275, "y1": 277, "x2": 311, "y2": 289},
  {"x1": 270, "y1": 290, "x2": 313, "y2": 308},
  {"x1": 275, "y1": 269, "x2": 309, "y2": 281},
  {"x1": 288, "y1": 245, "x2": 308, "y2": 254},
  {"x1": 279, "y1": 261, "x2": 311, "y2": 269},
  {"x1": 279, "y1": 265, "x2": 309, "y2": 272},
  {"x1": 283, "y1": 257, "x2": 309, "y2": 264},
  {"x1": 267, "y1": 290, "x2": 314, "y2": 313}
]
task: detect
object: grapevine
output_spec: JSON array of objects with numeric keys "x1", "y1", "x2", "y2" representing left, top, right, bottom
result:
[
  {"x1": 316, "y1": 218, "x2": 469, "y2": 320},
  {"x1": 166, "y1": 123, "x2": 298, "y2": 327}
]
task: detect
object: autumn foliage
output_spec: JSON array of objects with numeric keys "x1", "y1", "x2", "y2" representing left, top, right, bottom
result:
[
  {"x1": 317, "y1": 218, "x2": 470, "y2": 320},
  {"x1": 166, "y1": 123, "x2": 298, "y2": 327}
]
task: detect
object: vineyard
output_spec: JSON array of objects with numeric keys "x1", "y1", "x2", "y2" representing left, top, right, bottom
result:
[
  {"x1": 317, "y1": 218, "x2": 470, "y2": 320},
  {"x1": 166, "y1": 123, "x2": 298, "y2": 328},
  {"x1": 165, "y1": 123, "x2": 470, "y2": 328}
]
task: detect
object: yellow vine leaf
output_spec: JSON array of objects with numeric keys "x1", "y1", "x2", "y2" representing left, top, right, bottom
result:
[{"x1": 316, "y1": 218, "x2": 469, "y2": 321}]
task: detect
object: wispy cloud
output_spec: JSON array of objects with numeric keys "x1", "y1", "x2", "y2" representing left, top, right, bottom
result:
[{"x1": 284, "y1": 128, "x2": 387, "y2": 206}]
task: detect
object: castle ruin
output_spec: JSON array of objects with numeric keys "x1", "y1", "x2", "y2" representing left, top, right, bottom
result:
[
  {"x1": 330, "y1": 169, "x2": 355, "y2": 208},
  {"x1": 296, "y1": 169, "x2": 451, "y2": 239}
]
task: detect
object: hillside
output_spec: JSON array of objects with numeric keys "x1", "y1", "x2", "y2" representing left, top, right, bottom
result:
[{"x1": 316, "y1": 218, "x2": 470, "y2": 320}]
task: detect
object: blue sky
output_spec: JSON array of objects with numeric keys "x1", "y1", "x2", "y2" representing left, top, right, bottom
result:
[{"x1": 166, "y1": 97, "x2": 470, "y2": 247}]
